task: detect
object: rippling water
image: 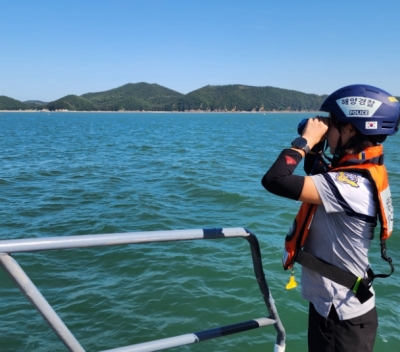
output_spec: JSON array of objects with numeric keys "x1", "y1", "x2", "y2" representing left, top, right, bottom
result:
[{"x1": 1, "y1": 112, "x2": 399, "y2": 351}]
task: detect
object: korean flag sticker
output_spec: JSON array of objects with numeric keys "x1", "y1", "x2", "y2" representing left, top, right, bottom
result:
[{"x1": 366, "y1": 121, "x2": 378, "y2": 129}]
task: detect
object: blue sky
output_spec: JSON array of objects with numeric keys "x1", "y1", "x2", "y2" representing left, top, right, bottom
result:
[{"x1": 1, "y1": 0, "x2": 399, "y2": 102}]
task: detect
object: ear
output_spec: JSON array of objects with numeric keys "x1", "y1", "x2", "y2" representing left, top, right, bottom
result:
[{"x1": 346, "y1": 124, "x2": 357, "y2": 137}]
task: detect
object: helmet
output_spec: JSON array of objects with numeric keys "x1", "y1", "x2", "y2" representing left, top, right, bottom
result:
[{"x1": 320, "y1": 84, "x2": 400, "y2": 135}]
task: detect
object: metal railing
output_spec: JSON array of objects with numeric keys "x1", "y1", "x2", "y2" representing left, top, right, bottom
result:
[{"x1": 0, "y1": 227, "x2": 286, "y2": 352}]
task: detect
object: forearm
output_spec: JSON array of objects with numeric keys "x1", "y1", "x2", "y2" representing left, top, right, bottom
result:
[{"x1": 261, "y1": 149, "x2": 305, "y2": 200}]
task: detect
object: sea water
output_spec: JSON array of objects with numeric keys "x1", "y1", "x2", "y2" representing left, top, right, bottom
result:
[{"x1": 0, "y1": 112, "x2": 399, "y2": 351}]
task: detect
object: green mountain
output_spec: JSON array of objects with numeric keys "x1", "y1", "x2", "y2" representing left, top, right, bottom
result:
[
  {"x1": 3, "y1": 83, "x2": 399, "y2": 112},
  {"x1": 47, "y1": 95, "x2": 99, "y2": 111},
  {"x1": 81, "y1": 82, "x2": 184, "y2": 111},
  {"x1": 0, "y1": 96, "x2": 29, "y2": 110},
  {"x1": 167, "y1": 85, "x2": 327, "y2": 112}
]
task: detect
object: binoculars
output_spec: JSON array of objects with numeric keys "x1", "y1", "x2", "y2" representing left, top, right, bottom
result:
[
  {"x1": 297, "y1": 118, "x2": 308, "y2": 135},
  {"x1": 297, "y1": 116, "x2": 329, "y2": 135}
]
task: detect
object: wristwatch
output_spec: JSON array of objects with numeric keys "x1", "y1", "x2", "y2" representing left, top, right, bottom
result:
[{"x1": 291, "y1": 137, "x2": 310, "y2": 154}]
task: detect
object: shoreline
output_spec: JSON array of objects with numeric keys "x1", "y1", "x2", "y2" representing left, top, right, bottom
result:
[{"x1": 0, "y1": 110, "x2": 321, "y2": 114}]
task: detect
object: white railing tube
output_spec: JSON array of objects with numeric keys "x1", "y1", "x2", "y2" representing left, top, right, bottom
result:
[{"x1": 0, "y1": 253, "x2": 85, "y2": 352}]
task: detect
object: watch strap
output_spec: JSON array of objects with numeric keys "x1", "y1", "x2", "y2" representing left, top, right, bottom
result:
[{"x1": 291, "y1": 137, "x2": 310, "y2": 154}]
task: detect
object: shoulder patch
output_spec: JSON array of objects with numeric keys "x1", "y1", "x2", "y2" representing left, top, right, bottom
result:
[{"x1": 335, "y1": 171, "x2": 359, "y2": 187}]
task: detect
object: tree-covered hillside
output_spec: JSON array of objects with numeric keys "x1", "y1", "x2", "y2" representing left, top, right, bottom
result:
[
  {"x1": 47, "y1": 95, "x2": 99, "y2": 111},
  {"x1": 0, "y1": 96, "x2": 29, "y2": 110},
  {"x1": 167, "y1": 85, "x2": 327, "y2": 112},
  {"x1": 81, "y1": 82, "x2": 184, "y2": 111}
]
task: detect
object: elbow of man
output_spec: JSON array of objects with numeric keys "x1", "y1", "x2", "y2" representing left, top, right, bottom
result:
[
  {"x1": 261, "y1": 172, "x2": 304, "y2": 201},
  {"x1": 261, "y1": 171, "x2": 282, "y2": 195}
]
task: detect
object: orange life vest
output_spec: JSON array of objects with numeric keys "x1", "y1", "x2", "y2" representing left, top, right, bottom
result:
[{"x1": 282, "y1": 145, "x2": 393, "y2": 271}]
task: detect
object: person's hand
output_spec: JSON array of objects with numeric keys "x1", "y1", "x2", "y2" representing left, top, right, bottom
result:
[{"x1": 302, "y1": 116, "x2": 329, "y2": 150}]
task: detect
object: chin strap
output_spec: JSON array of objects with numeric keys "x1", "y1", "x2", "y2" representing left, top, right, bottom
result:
[
  {"x1": 322, "y1": 122, "x2": 348, "y2": 168},
  {"x1": 330, "y1": 133, "x2": 344, "y2": 167},
  {"x1": 308, "y1": 140, "x2": 331, "y2": 175}
]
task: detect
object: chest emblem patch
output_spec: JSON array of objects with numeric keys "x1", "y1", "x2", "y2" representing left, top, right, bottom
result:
[{"x1": 336, "y1": 171, "x2": 359, "y2": 187}]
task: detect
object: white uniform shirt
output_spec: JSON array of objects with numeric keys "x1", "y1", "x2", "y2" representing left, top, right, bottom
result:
[{"x1": 301, "y1": 170, "x2": 377, "y2": 320}]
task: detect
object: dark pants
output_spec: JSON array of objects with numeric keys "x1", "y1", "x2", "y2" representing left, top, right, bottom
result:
[{"x1": 308, "y1": 303, "x2": 378, "y2": 352}]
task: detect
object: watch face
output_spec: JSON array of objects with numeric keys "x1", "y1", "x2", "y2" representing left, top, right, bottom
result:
[{"x1": 293, "y1": 137, "x2": 307, "y2": 148}]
